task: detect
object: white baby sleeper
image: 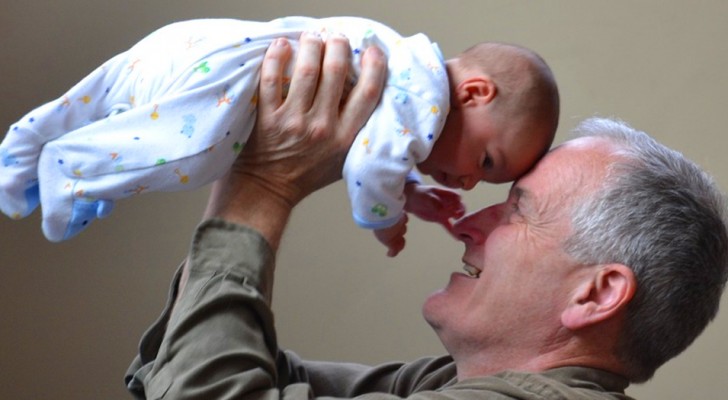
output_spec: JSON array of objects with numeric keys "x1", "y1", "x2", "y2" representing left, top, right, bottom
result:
[{"x1": 0, "y1": 17, "x2": 448, "y2": 241}]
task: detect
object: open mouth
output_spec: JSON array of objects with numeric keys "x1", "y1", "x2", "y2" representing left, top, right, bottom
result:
[{"x1": 463, "y1": 264, "x2": 481, "y2": 278}]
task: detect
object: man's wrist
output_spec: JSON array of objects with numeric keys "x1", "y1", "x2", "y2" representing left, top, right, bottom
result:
[{"x1": 203, "y1": 172, "x2": 294, "y2": 251}]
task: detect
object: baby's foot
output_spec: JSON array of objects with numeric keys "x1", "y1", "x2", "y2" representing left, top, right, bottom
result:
[
  {"x1": 42, "y1": 199, "x2": 114, "y2": 242},
  {"x1": 0, "y1": 133, "x2": 43, "y2": 219},
  {"x1": 0, "y1": 149, "x2": 41, "y2": 219}
]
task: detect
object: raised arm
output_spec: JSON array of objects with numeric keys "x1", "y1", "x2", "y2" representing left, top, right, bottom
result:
[
  {"x1": 177, "y1": 32, "x2": 386, "y2": 303},
  {"x1": 126, "y1": 34, "x2": 388, "y2": 399}
]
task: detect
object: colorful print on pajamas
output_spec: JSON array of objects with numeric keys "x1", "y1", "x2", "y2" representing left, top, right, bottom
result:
[{"x1": 0, "y1": 17, "x2": 449, "y2": 241}]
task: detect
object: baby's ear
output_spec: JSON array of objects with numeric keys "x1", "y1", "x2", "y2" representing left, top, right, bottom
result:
[{"x1": 455, "y1": 76, "x2": 497, "y2": 107}]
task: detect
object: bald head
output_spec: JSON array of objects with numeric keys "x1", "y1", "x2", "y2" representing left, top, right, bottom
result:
[{"x1": 455, "y1": 42, "x2": 560, "y2": 148}]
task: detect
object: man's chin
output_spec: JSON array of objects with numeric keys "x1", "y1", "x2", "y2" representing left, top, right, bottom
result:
[{"x1": 421, "y1": 288, "x2": 449, "y2": 329}]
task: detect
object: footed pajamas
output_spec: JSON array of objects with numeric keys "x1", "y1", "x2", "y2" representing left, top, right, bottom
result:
[{"x1": 0, "y1": 17, "x2": 449, "y2": 241}]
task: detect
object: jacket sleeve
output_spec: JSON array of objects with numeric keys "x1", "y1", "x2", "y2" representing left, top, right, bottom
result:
[
  {"x1": 125, "y1": 219, "x2": 461, "y2": 400},
  {"x1": 126, "y1": 219, "x2": 279, "y2": 399}
]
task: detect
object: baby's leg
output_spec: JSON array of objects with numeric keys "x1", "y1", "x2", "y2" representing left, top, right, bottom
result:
[
  {"x1": 15, "y1": 20, "x2": 283, "y2": 241},
  {"x1": 35, "y1": 47, "x2": 264, "y2": 241},
  {"x1": 37, "y1": 98, "x2": 256, "y2": 241},
  {"x1": 0, "y1": 52, "x2": 130, "y2": 221}
]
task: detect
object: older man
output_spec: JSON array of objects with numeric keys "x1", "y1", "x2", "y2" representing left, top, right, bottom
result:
[
  {"x1": 126, "y1": 35, "x2": 728, "y2": 399},
  {"x1": 425, "y1": 118, "x2": 727, "y2": 385}
]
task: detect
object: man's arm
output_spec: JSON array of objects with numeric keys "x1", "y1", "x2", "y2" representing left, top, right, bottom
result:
[
  {"x1": 126, "y1": 35, "x2": 388, "y2": 399},
  {"x1": 177, "y1": 34, "x2": 386, "y2": 300}
]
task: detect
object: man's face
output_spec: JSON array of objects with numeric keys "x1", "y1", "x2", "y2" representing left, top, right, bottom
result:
[{"x1": 422, "y1": 138, "x2": 612, "y2": 359}]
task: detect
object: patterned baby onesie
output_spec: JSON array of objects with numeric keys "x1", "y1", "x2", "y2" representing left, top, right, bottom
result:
[{"x1": 0, "y1": 17, "x2": 449, "y2": 241}]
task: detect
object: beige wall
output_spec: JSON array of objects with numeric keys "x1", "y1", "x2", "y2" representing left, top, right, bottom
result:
[{"x1": 1, "y1": 1, "x2": 727, "y2": 398}]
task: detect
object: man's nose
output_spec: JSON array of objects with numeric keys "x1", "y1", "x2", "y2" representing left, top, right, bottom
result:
[{"x1": 450, "y1": 204, "x2": 504, "y2": 244}]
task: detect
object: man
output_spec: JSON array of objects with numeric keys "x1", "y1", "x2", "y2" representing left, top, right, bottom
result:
[
  {"x1": 126, "y1": 35, "x2": 728, "y2": 399},
  {"x1": 425, "y1": 118, "x2": 728, "y2": 385}
]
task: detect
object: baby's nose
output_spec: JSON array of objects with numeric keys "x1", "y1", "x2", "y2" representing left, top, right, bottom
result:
[{"x1": 460, "y1": 176, "x2": 477, "y2": 190}]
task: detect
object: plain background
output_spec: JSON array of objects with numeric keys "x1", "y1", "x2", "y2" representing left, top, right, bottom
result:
[{"x1": 1, "y1": 1, "x2": 727, "y2": 398}]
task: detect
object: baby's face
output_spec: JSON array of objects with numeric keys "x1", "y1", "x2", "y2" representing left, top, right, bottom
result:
[{"x1": 417, "y1": 110, "x2": 551, "y2": 189}]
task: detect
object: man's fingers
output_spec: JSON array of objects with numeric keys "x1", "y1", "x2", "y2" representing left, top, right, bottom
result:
[
  {"x1": 340, "y1": 45, "x2": 387, "y2": 143},
  {"x1": 313, "y1": 34, "x2": 351, "y2": 115},
  {"x1": 258, "y1": 38, "x2": 292, "y2": 115},
  {"x1": 285, "y1": 32, "x2": 324, "y2": 111}
]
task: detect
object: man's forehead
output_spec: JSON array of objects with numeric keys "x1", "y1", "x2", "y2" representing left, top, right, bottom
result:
[
  {"x1": 511, "y1": 139, "x2": 610, "y2": 202},
  {"x1": 544, "y1": 137, "x2": 614, "y2": 172},
  {"x1": 559, "y1": 136, "x2": 618, "y2": 155}
]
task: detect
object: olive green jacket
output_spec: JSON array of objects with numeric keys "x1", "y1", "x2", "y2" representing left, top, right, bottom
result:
[{"x1": 126, "y1": 220, "x2": 633, "y2": 400}]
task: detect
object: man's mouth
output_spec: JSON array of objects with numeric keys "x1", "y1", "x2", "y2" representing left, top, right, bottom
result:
[{"x1": 463, "y1": 263, "x2": 481, "y2": 278}]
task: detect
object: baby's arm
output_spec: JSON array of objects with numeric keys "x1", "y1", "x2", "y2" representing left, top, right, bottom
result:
[
  {"x1": 373, "y1": 214, "x2": 409, "y2": 257},
  {"x1": 373, "y1": 182, "x2": 464, "y2": 257},
  {"x1": 403, "y1": 182, "x2": 465, "y2": 230}
]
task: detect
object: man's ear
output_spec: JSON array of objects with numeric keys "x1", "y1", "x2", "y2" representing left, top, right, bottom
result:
[
  {"x1": 561, "y1": 264, "x2": 636, "y2": 330},
  {"x1": 454, "y1": 76, "x2": 497, "y2": 107}
]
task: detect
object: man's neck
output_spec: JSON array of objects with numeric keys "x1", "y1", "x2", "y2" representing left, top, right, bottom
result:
[{"x1": 452, "y1": 338, "x2": 626, "y2": 381}]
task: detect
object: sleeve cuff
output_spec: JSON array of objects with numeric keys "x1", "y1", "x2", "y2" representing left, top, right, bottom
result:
[{"x1": 189, "y1": 218, "x2": 276, "y2": 298}]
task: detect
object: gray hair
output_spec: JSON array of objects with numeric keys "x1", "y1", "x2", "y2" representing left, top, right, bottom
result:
[{"x1": 563, "y1": 117, "x2": 728, "y2": 382}]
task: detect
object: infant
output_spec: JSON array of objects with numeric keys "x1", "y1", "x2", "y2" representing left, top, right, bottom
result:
[{"x1": 0, "y1": 17, "x2": 559, "y2": 256}]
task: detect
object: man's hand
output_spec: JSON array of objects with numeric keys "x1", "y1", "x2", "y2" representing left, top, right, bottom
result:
[
  {"x1": 202, "y1": 34, "x2": 387, "y2": 250},
  {"x1": 239, "y1": 33, "x2": 386, "y2": 204}
]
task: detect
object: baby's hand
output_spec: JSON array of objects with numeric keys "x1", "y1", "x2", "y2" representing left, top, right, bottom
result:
[
  {"x1": 374, "y1": 214, "x2": 408, "y2": 257},
  {"x1": 404, "y1": 183, "x2": 466, "y2": 230}
]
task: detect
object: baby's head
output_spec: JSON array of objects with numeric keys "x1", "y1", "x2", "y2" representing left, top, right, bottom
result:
[{"x1": 417, "y1": 42, "x2": 559, "y2": 189}]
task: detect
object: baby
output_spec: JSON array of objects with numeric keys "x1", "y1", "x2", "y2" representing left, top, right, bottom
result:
[{"x1": 0, "y1": 17, "x2": 559, "y2": 256}]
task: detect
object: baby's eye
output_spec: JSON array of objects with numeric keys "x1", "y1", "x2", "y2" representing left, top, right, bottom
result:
[{"x1": 482, "y1": 154, "x2": 493, "y2": 169}]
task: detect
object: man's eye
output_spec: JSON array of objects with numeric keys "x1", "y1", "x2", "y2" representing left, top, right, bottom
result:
[{"x1": 509, "y1": 202, "x2": 525, "y2": 222}]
